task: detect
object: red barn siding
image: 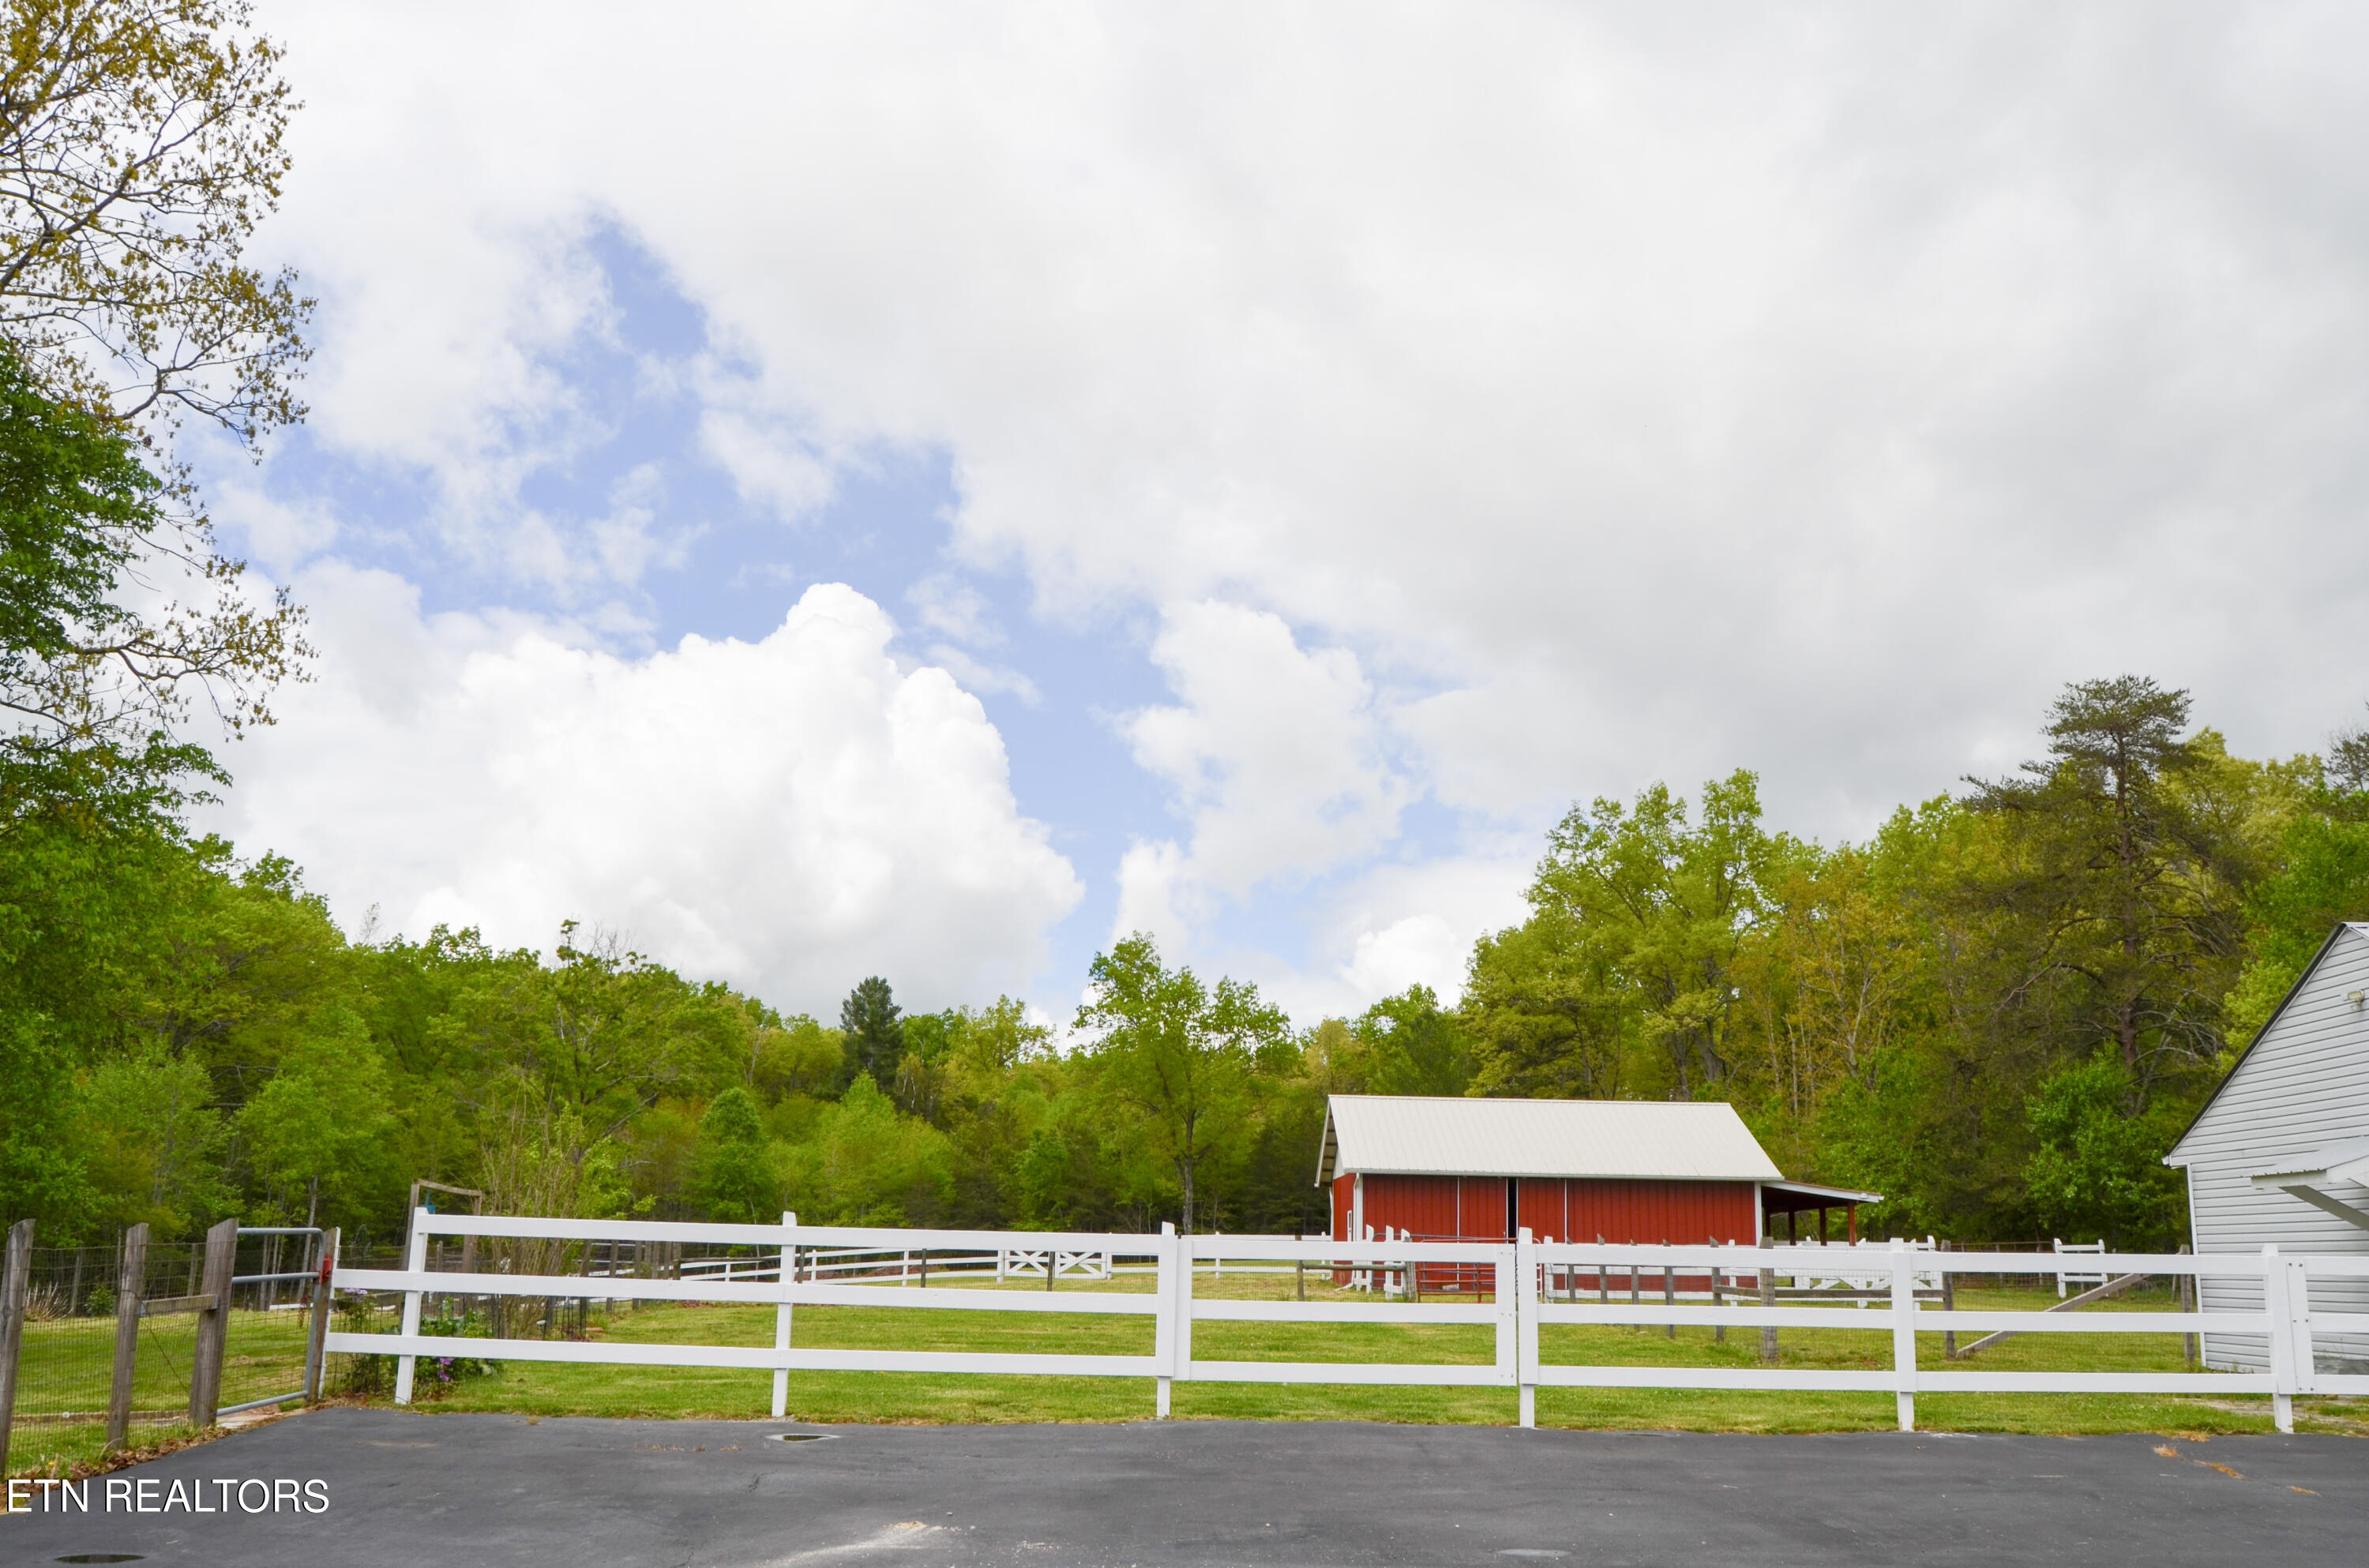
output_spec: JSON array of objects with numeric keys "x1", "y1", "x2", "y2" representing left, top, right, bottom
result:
[
  {"x1": 1331, "y1": 1174, "x2": 1462, "y2": 1238},
  {"x1": 1564, "y1": 1179, "x2": 1756, "y2": 1245},
  {"x1": 1515, "y1": 1178, "x2": 1567, "y2": 1240},
  {"x1": 1334, "y1": 1173, "x2": 1759, "y2": 1246}
]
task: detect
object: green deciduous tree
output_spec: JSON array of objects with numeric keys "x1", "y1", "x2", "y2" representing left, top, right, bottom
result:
[
  {"x1": 0, "y1": 2, "x2": 314, "y2": 771},
  {"x1": 2224, "y1": 722, "x2": 2369, "y2": 1041},
  {"x1": 780, "y1": 1072, "x2": 952, "y2": 1226},
  {"x1": 1467, "y1": 771, "x2": 1774, "y2": 1101},
  {"x1": 1319, "y1": 985, "x2": 1471, "y2": 1097},
  {"x1": 233, "y1": 1001, "x2": 400, "y2": 1227},
  {"x1": 1076, "y1": 933, "x2": 1288, "y2": 1233},
  {"x1": 2022, "y1": 1050, "x2": 2187, "y2": 1248},
  {"x1": 746, "y1": 1013, "x2": 843, "y2": 1101},
  {"x1": 0, "y1": 0, "x2": 309, "y2": 439},
  {"x1": 693, "y1": 1086, "x2": 776, "y2": 1223},
  {"x1": 77, "y1": 1042, "x2": 228, "y2": 1235},
  {"x1": 2324, "y1": 706, "x2": 2369, "y2": 799}
]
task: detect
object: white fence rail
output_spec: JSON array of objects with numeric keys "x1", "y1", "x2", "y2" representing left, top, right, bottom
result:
[{"x1": 324, "y1": 1213, "x2": 2368, "y2": 1433}]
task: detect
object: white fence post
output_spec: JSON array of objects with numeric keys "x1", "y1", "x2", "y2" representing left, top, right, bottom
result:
[
  {"x1": 1176, "y1": 1226, "x2": 1196, "y2": 1390},
  {"x1": 772, "y1": 1210, "x2": 795, "y2": 1420},
  {"x1": 1889, "y1": 1237, "x2": 1917, "y2": 1432},
  {"x1": 1515, "y1": 1228, "x2": 1537, "y2": 1429},
  {"x1": 333, "y1": 1223, "x2": 2345, "y2": 1429},
  {"x1": 1153, "y1": 1222, "x2": 1178, "y2": 1418},
  {"x1": 2284, "y1": 1255, "x2": 2316, "y2": 1405},
  {"x1": 2261, "y1": 1244, "x2": 2298, "y2": 1433},
  {"x1": 1493, "y1": 1239, "x2": 1520, "y2": 1408},
  {"x1": 392, "y1": 1207, "x2": 429, "y2": 1406}
]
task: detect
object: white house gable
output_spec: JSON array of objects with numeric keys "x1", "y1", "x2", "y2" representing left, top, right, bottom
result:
[{"x1": 2166, "y1": 922, "x2": 2369, "y2": 1371}]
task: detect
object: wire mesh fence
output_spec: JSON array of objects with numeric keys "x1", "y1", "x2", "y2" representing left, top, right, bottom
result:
[
  {"x1": 3, "y1": 1228, "x2": 333, "y2": 1477},
  {"x1": 7, "y1": 1242, "x2": 187, "y2": 1476}
]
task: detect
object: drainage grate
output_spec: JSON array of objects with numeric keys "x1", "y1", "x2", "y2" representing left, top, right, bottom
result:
[{"x1": 766, "y1": 1432, "x2": 839, "y2": 1442}]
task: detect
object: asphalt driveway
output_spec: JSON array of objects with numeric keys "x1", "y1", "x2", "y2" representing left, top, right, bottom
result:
[{"x1": 6, "y1": 1408, "x2": 2358, "y2": 1567}]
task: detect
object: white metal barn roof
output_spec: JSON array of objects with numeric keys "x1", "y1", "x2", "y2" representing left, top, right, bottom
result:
[{"x1": 1316, "y1": 1094, "x2": 1788, "y2": 1184}]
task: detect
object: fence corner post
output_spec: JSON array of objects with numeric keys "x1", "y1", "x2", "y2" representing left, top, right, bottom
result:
[
  {"x1": 304, "y1": 1227, "x2": 338, "y2": 1404},
  {"x1": 1889, "y1": 1236, "x2": 1917, "y2": 1433},
  {"x1": 773, "y1": 1211, "x2": 797, "y2": 1420},
  {"x1": 1154, "y1": 1222, "x2": 1177, "y2": 1419},
  {"x1": 393, "y1": 1206, "x2": 430, "y2": 1407},
  {"x1": 108, "y1": 1221, "x2": 150, "y2": 1448},
  {"x1": 1515, "y1": 1227, "x2": 1537, "y2": 1429},
  {"x1": 0, "y1": 1217, "x2": 33, "y2": 1473},
  {"x1": 2261, "y1": 1244, "x2": 2297, "y2": 1433},
  {"x1": 188, "y1": 1216, "x2": 239, "y2": 1427}
]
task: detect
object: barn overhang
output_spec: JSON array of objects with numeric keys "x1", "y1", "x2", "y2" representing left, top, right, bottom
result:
[
  {"x1": 1756, "y1": 1180, "x2": 1884, "y2": 1214},
  {"x1": 2249, "y1": 1137, "x2": 2369, "y2": 1232}
]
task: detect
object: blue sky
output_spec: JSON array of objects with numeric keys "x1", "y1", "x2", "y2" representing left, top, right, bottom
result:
[
  {"x1": 191, "y1": 3, "x2": 2369, "y2": 1025},
  {"x1": 210, "y1": 220, "x2": 1524, "y2": 1018}
]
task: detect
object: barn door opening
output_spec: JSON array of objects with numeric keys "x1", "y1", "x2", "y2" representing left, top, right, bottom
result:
[{"x1": 1506, "y1": 1178, "x2": 1518, "y2": 1238}]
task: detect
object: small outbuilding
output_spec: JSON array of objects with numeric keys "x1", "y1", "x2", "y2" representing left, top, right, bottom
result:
[
  {"x1": 1315, "y1": 1093, "x2": 1876, "y2": 1246},
  {"x1": 2164, "y1": 921, "x2": 2369, "y2": 1374}
]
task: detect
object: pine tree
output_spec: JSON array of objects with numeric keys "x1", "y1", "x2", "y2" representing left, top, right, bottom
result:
[{"x1": 839, "y1": 977, "x2": 904, "y2": 1086}]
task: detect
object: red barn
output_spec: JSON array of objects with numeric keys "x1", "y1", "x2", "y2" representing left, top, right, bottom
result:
[{"x1": 1316, "y1": 1094, "x2": 1875, "y2": 1247}]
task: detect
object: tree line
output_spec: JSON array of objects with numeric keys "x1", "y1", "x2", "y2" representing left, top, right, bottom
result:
[
  {"x1": 7, "y1": 668, "x2": 2364, "y2": 1253},
  {"x1": 3, "y1": 3, "x2": 2367, "y2": 1256}
]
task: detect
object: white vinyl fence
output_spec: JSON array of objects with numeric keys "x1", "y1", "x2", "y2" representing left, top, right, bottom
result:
[{"x1": 325, "y1": 1213, "x2": 2369, "y2": 1433}]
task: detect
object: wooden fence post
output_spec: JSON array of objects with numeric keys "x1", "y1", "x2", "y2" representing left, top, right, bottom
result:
[
  {"x1": 106, "y1": 1222, "x2": 149, "y2": 1450},
  {"x1": 0, "y1": 1217, "x2": 33, "y2": 1474},
  {"x1": 304, "y1": 1228, "x2": 340, "y2": 1402},
  {"x1": 187, "y1": 1217, "x2": 239, "y2": 1428},
  {"x1": 1662, "y1": 1260, "x2": 1676, "y2": 1340}
]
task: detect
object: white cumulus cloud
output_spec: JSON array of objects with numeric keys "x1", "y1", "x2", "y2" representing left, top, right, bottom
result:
[
  {"x1": 207, "y1": 569, "x2": 1082, "y2": 1013},
  {"x1": 212, "y1": 3, "x2": 2369, "y2": 1011},
  {"x1": 1116, "y1": 600, "x2": 1410, "y2": 929},
  {"x1": 253, "y1": 3, "x2": 2369, "y2": 845}
]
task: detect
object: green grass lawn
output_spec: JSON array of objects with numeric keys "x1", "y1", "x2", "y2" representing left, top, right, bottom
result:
[
  {"x1": 5, "y1": 1307, "x2": 314, "y2": 1478},
  {"x1": 317, "y1": 1267, "x2": 2362, "y2": 1439}
]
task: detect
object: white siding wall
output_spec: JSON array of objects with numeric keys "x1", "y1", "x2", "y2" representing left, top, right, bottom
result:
[{"x1": 2169, "y1": 925, "x2": 2369, "y2": 1373}]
